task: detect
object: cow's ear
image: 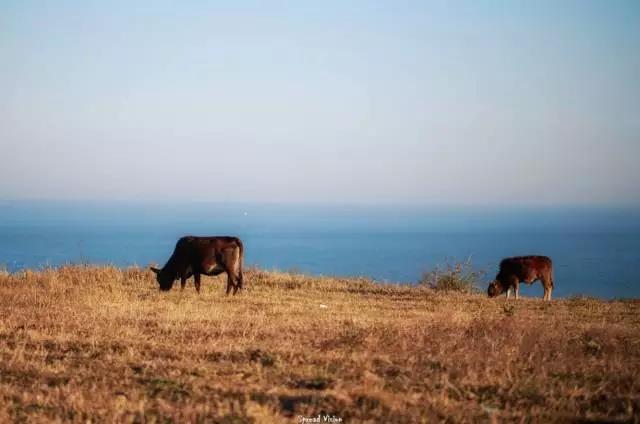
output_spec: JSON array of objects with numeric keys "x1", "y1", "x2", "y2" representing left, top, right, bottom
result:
[{"x1": 149, "y1": 266, "x2": 161, "y2": 274}]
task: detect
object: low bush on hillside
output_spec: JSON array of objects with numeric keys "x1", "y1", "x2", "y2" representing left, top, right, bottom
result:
[{"x1": 420, "y1": 259, "x2": 484, "y2": 293}]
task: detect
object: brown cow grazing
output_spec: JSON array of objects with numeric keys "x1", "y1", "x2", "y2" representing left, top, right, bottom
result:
[
  {"x1": 487, "y1": 255, "x2": 554, "y2": 301},
  {"x1": 150, "y1": 236, "x2": 244, "y2": 295}
]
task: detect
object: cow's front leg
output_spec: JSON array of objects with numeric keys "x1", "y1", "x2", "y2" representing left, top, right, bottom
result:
[
  {"x1": 514, "y1": 281, "x2": 520, "y2": 300},
  {"x1": 505, "y1": 287, "x2": 511, "y2": 300},
  {"x1": 180, "y1": 275, "x2": 187, "y2": 290},
  {"x1": 194, "y1": 273, "x2": 201, "y2": 294}
]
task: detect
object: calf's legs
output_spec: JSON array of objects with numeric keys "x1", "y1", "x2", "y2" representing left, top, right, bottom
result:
[
  {"x1": 505, "y1": 276, "x2": 519, "y2": 301},
  {"x1": 542, "y1": 279, "x2": 553, "y2": 301},
  {"x1": 541, "y1": 273, "x2": 554, "y2": 301}
]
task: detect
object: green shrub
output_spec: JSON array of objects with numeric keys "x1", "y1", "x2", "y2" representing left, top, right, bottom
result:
[{"x1": 419, "y1": 259, "x2": 484, "y2": 293}]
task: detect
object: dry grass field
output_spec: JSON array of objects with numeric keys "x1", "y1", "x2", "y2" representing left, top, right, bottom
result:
[{"x1": 0, "y1": 266, "x2": 639, "y2": 423}]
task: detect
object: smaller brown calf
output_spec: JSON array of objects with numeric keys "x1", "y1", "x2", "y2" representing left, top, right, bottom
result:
[{"x1": 487, "y1": 256, "x2": 554, "y2": 301}]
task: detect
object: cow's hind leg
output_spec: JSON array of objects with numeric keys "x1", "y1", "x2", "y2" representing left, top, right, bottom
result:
[
  {"x1": 228, "y1": 270, "x2": 241, "y2": 295},
  {"x1": 224, "y1": 271, "x2": 237, "y2": 295},
  {"x1": 236, "y1": 267, "x2": 243, "y2": 291},
  {"x1": 232, "y1": 273, "x2": 240, "y2": 295},
  {"x1": 194, "y1": 273, "x2": 201, "y2": 294},
  {"x1": 232, "y1": 262, "x2": 242, "y2": 294},
  {"x1": 222, "y1": 247, "x2": 241, "y2": 295},
  {"x1": 225, "y1": 272, "x2": 232, "y2": 295}
]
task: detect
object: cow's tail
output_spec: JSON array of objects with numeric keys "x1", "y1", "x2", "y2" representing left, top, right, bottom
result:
[{"x1": 236, "y1": 238, "x2": 244, "y2": 290}]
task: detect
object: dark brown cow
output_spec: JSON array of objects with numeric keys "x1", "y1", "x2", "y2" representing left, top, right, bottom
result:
[
  {"x1": 150, "y1": 236, "x2": 244, "y2": 295},
  {"x1": 487, "y1": 255, "x2": 554, "y2": 301}
]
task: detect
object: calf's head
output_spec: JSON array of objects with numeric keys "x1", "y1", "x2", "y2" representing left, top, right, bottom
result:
[
  {"x1": 150, "y1": 266, "x2": 175, "y2": 291},
  {"x1": 487, "y1": 280, "x2": 504, "y2": 297}
]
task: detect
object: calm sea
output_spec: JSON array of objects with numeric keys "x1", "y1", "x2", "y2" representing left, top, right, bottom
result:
[{"x1": 1, "y1": 201, "x2": 639, "y2": 299}]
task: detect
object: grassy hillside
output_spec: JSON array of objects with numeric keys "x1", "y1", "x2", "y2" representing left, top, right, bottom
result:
[{"x1": 0, "y1": 266, "x2": 639, "y2": 422}]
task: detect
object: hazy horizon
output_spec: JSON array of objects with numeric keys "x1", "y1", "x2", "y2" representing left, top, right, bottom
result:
[
  {"x1": 2, "y1": 1, "x2": 639, "y2": 206},
  {"x1": 2, "y1": 198, "x2": 639, "y2": 233}
]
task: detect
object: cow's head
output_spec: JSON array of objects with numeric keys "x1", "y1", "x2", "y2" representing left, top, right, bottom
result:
[
  {"x1": 150, "y1": 266, "x2": 175, "y2": 291},
  {"x1": 487, "y1": 280, "x2": 504, "y2": 297}
]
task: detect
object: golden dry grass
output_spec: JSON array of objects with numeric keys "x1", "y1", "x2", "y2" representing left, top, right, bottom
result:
[{"x1": 0, "y1": 265, "x2": 639, "y2": 423}]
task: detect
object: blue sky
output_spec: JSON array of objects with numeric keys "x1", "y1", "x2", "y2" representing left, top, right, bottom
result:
[{"x1": 1, "y1": 1, "x2": 639, "y2": 205}]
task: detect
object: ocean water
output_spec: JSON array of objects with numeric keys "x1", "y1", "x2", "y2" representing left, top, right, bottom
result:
[{"x1": 1, "y1": 201, "x2": 639, "y2": 299}]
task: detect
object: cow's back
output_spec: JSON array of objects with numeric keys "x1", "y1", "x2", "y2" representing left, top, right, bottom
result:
[
  {"x1": 499, "y1": 255, "x2": 552, "y2": 280},
  {"x1": 175, "y1": 236, "x2": 242, "y2": 264}
]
